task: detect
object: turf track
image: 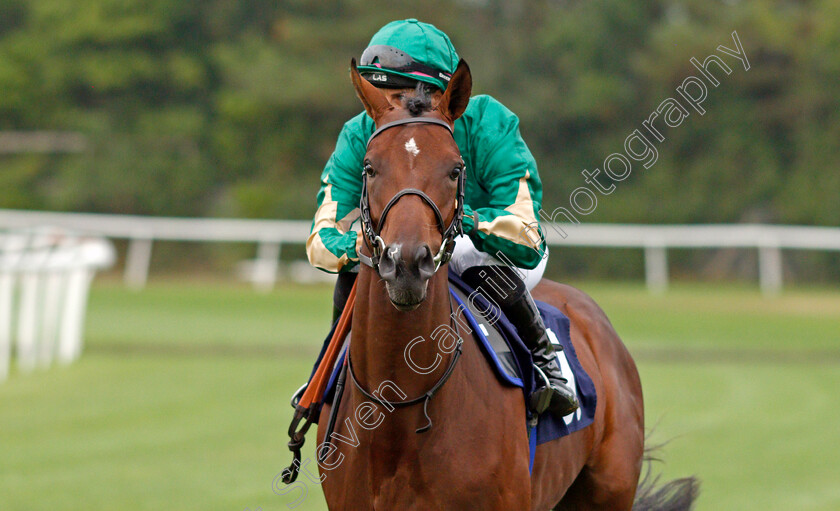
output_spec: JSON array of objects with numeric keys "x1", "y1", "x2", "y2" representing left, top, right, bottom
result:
[{"x1": 1, "y1": 281, "x2": 838, "y2": 511}]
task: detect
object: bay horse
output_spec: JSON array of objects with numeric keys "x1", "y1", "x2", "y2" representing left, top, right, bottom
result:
[{"x1": 314, "y1": 58, "x2": 698, "y2": 510}]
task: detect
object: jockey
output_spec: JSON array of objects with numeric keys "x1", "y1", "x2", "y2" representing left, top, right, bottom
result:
[{"x1": 306, "y1": 19, "x2": 578, "y2": 418}]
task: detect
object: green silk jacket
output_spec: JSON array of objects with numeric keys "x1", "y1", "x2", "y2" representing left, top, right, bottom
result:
[{"x1": 306, "y1": 94, "x2": 547, "y2": 273}]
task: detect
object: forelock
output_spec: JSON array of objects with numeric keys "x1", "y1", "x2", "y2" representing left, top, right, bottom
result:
[{"x1": 402, "y1": 82, "x2": 434, "y2": 117}]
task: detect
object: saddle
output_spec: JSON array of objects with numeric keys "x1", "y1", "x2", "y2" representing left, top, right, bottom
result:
[{"x1": 446, "y1": 271, "x2": 597, "y2": 448}]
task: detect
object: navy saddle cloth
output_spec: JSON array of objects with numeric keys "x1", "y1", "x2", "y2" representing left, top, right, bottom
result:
[{"x1": 322, "y1": 271, "x2": 597, "y2": 449}]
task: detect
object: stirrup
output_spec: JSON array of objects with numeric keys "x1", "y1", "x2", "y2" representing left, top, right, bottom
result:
[
  {"x1": 534, "y1": 362, "x2": 569, "y2": 386},
  {"x1": 534, "y1": 364, "x2": 551, "y2": 389},
  {"x1": 530, "y1": 365, "x2": 554, "y2": 413},
  {"x1": 290, "y1": 383, "x2": 307, "y2": 409},
  {"x1": 531, "y1": 365, "x2": 579, "y2": 417}
]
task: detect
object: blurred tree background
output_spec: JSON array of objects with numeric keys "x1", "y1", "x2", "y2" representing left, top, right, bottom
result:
[{"x1": 1, "y1": 0, "x2": 838, "y2": 279}]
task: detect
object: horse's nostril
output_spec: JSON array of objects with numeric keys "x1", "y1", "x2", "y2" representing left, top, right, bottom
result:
[
  {"x1": 378, "y1": 244, "x2": 398, "y2": 281},
  {"x1": 416, "y1": 245, "x2": 435, "y2": 281}
]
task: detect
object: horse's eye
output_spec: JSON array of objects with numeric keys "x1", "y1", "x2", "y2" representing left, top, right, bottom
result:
[
  {"x1": 364, "y1": 162, "x2": 376, "y2": 178},
  {"x1": 449, "y1": 166, "x2": 462, "y2": 181}
]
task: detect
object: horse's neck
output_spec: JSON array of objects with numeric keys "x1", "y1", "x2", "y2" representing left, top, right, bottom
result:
[{"x1": 351, "y1": 269, "x2": 453, "y2": 398}]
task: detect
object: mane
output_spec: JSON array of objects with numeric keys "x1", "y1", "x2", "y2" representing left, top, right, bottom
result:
[{"x1": 402, "y1": 82, "x2": 434, "y2": 116}]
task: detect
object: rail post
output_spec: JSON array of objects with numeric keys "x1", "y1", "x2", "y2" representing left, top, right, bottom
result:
[
  {"x1": 125, "y1": 236, "x2": 153, "y2": 290},
  {"x1": 758, "y1": 239, "x2": 783, "y2": 296},
  {"x1": 253, "y1": 240, "x2": 281, "y2": 292},
  {"x1": 644, "y1": 241, "x2": 668, "y2": 294}
]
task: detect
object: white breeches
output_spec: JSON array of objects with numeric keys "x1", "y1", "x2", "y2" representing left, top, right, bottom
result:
[{"x1": 448, "y1": 234, "x2": 548, "y2": 292}]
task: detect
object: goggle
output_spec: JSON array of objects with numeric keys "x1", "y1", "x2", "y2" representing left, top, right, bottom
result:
[{"x1": 359, "y1": 45, "x2": 451, "y2": 84}]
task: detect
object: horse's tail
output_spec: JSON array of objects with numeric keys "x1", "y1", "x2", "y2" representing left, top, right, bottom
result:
[{"x1": 632, "y1": 446, "x2": 700, "y2": 511}]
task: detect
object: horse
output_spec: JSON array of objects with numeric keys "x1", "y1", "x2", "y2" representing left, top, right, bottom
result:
[{"x1": 314, "y1": 58, "x2": 698, "y2": 510}]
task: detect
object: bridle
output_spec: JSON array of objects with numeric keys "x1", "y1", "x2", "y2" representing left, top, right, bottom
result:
[
  {"x1": 326, "y1": 115, "x2": 467, "y2": 441},
  {"x1": 357, "y1": 116, "x2": 466, "y2": 273},
  {"x1": 336, "y1": 115, "x2": 467, "y2": 439}
]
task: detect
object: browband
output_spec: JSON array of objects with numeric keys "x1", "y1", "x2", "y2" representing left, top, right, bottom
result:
[{"x1": 367, "y1": 117, "x2": 454, "y2": 148}]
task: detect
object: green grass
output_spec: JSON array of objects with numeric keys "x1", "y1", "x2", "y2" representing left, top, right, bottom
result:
[
  {"x1": 1, "y1": 280, "x2": 839, "y2": 510},
  {"x1": 641, "y1": 363, "x2": 840, "y2": 511},
  {"x1": 83, "y1": 281, "x2": 331, "y2": 349},
  {"x1": 583, "y1": 281, "x2": 840, "y2": 352}
]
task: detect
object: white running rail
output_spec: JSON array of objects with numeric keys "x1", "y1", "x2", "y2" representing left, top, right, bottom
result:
[
  {"x1": 0, "y1": 228, "x2": 115, "y2": 382},
  {"x1": 1, "y1": 209, "x2": 839, "y2": 295}
]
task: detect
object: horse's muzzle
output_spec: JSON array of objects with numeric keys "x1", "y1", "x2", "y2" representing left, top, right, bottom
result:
[{"x1": 379, "y1": 243, "x2": 435, "y2": 311}]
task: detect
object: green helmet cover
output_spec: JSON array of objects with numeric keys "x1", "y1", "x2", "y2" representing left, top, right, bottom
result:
[{"x1": 357, "y1": 19, "x2": 460, "y2": 91}]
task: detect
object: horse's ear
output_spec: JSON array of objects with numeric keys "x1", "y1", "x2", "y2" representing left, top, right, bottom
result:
[
  {"x1": 350, "y1": 58, "x2": 391, "y2": 122},
  {"x1": 437, "y1": 59, "x2": 472, "y2": 123}
]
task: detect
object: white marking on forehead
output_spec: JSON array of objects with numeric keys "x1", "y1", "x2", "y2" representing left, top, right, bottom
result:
[{"x1": 405, "y1": 137, "x2": 420, "y2": 157}]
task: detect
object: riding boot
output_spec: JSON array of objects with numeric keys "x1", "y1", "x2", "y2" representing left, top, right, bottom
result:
[
  {"x1": 460, "y1": 265, "x2": 579, "y2": 418},
  {"x1": 332, "y1": 303, "x2": 343, "y2": 325},
  {"x1": 332, "y1": 271, "x2": 358, "y2": 324},
  {"x1": 502, "y1": 289, "x2": 580, "y2": 418}
]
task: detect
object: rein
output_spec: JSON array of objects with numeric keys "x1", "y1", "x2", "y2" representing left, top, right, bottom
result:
[
  {"x1": 344, "y1": 293, "x2": 464, "y2": 435},
  {"x1": 346, "y1": 338, "x2": 463, "y2": 434},
  {"x1": 358, "y1": 116, "x2": 466, "y2": 273}
]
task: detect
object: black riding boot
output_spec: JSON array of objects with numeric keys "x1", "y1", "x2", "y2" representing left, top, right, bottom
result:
[
  {"x1": 461, "y1": 265, "x2": 579, "y2": 418},
  {"x1": 332, "y1": 271, "x2": 358, "y2": 324},
  {"x1": 504, "y1": 288, "x2": 579, "y2": 417}
]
